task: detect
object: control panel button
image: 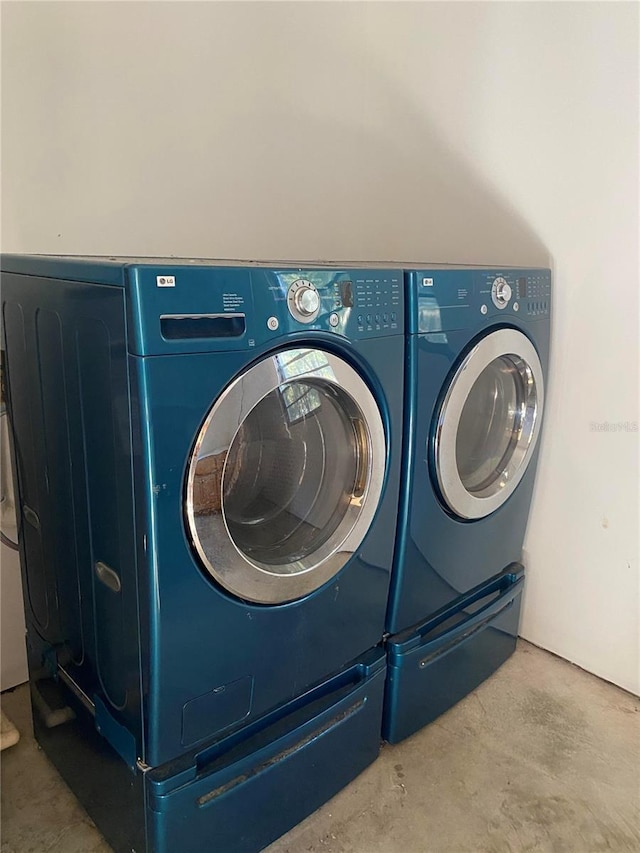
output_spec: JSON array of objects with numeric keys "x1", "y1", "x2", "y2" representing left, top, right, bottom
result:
[
  {"x1": 480, "y1": 304, "x2": 488, "y2": 315},
  {"x1": 267, "y1": 316, "x2": 279, "y2": 331},
  {"x1": 287, "y1": 279, "x2": 321, "y2": 323},
  {"x1": 491, "y1": 276, "x2": 512, "y2": 309},
  {"x1": 329, "y1": 312, "x2": 339, "y2": 328},
  {"x1": 513, "y1": 302, "x2": 519, "y2": 312}
]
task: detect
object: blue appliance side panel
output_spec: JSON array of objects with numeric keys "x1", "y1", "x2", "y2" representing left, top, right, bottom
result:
[
  {"x1": 29, "y1": 673, "x2": 146, "y2": 853},
  {"x1": 383, "y1": 568, "x2": 523, "y2": 744},
  {"x1": 3, "y1": 297, "x2": 62, "y2": 644},
  {"x1": 146, "y1": 651, "x2": 386, "y2": 853},
  {"x1": 1, "y1": 272, "x2": 144, "y2": 754}
]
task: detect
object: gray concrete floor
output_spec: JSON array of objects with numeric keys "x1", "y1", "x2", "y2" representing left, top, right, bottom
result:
[{"x1": 1, "y1": 641, "x2": 639, "y2": 853}]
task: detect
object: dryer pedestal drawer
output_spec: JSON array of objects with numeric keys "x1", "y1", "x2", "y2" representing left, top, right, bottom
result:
[{"x1": 383, "y1": 569, "x2": 523, "y2": 744}]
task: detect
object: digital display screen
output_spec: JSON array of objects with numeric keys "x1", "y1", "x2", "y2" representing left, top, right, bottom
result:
[
  {"x1": 340, "y1": 280, "x2": 354, "y2": 308},
  {"x1": 518, "y1": 277, "x2": 528, "y2": 299}
]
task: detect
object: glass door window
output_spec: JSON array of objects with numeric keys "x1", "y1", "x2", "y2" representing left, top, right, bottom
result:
[
  {"x1": 185, "y1": 348, "x2": 385, "y2": 603},
  {"x1": 434, "y1": 329, "x2": 544, "y2": 520}
]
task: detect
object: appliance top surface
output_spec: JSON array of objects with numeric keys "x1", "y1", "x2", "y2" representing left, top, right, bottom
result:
[{"x1": 1, "y1": 253, "x2": 551, "y2": 276}]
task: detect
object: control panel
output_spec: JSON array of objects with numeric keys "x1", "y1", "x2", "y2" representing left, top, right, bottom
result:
[
  {"x1": 411, "y1": 268, "x2": 551, "y2": 335},
  {"x1": 270, "y1": 269, "x2": 403, "y2": 340},
  {"x1": 478, "y1": 271, "x2": 551, "y2": 319},
  {"x1": 125, "y1": 264, "x2": 404, "y2": 355},
  {"x1": 516, "y1": 273, "x2": 552, "y2": 317},
  {"x1": 353, "y1": 275, "x2": 402, "y2": 335}
]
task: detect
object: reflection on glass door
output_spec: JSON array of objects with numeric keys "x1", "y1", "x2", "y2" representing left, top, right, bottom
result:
[
  {"x1": 435, "y1": 329, "x2": 544, "y2": 520},
  {"x1": 186, "y1": 348, "x2": 386, "y2": 603}
]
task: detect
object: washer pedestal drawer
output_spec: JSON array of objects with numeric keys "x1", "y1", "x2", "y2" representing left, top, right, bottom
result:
[
  {"x1": 383, "y1": 567, "x2": 524, "y2": 744},
  {"x1": 31, "y1": 649, "x2": 386, "y2": 853},
  {"x1": 147, "y1": 649, "x2": 386, "y2": 853}
]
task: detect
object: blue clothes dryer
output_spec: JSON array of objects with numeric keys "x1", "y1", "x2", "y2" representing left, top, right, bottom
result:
[
  {"x1": 1, "y1": 255, "x2": 404, "y2": 853},
  {"x1": 384, "y1": 267, "x2": 550, "y2": 743}
]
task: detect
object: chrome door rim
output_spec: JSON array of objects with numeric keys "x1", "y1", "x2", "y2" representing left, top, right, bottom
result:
[
  {"x1": 434, "y1": 328, "x2": 544, "y2": 520},
  {"x1": 185, "y1": 348, "x2": 386, "y2": 603}
]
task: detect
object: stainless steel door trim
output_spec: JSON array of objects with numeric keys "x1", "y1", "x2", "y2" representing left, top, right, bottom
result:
[
  {"x1": 434, "y1": 328, "x2": 544, "y2": 520},
  {"x1": 185, "y1": 348, "x2": 386, "y2": 603}
]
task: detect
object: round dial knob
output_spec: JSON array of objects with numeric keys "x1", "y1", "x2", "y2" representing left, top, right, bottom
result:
[
  {"x1": 295, "y1": 287, "x2": 320, "y2": 316},
  {"x1": 491, "y1": 277, "x2": 512, "y2": 309},
  {"x1": 287, "y1": 279, "x2": 321, "y2": 323}
]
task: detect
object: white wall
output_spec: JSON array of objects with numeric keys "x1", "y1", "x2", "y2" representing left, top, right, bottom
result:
[
  {"x1": 1, "y1": 412, "x2": 28, "y2": 690},
  {"x1": 2, "y1": 2, "x2": 638, "y2": 693}
]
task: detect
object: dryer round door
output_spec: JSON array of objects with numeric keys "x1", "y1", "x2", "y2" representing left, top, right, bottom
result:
[
  {"x1": 434, "y1": 328, "x2": 544, "y2": 520},
  {"x1": 185, "y1": 347, "x2": 386, "y2": 604}
]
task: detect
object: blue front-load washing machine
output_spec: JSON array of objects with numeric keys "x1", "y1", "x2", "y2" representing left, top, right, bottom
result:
[
  {"x1": 384, "y1": 266, "x2": 550, "y2": 743},
  {"x1": 1, "y1": 255, "x2": 404, "y2": 852}
]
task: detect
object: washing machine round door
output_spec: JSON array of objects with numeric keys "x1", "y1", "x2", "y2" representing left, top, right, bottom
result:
[
  {"x1": 434, "y1": 328, "x2": 544, "y2": 520},
  {"x1": 185, "y1": 347, "x2": 386, "y2": 603}
]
